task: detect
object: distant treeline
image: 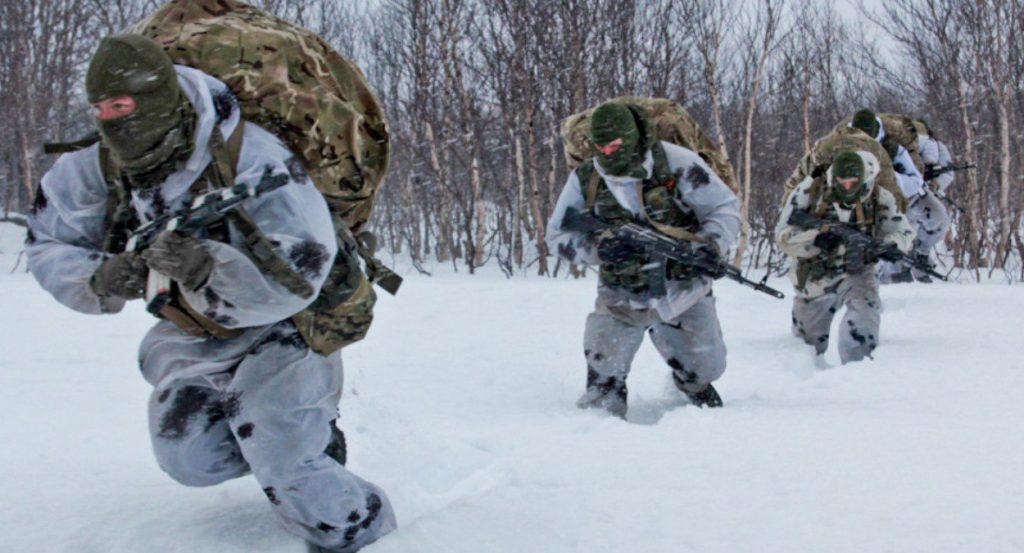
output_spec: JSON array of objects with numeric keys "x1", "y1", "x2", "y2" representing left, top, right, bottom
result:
[{"x1": 2, "y1": 0, "x2": 1022, "y2": 279}]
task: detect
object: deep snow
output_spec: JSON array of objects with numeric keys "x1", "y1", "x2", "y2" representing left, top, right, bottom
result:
[{"x1": 1, "y1": 222, "x2": 1022, "y2": 553}]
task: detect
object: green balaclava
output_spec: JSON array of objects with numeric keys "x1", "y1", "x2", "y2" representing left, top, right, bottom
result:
[
  {"x1": 851, "y1": 109, "x2": 880, "y2": 139},
  {"x1": 830, "y1": 151, "x2": 867, "y2": 204},
  {"x1": 590, "y1": 101, "x2": 646, "y2": 178},
  {"x1": 85, "y1": 34, "x2": 194, "y2": 180}
]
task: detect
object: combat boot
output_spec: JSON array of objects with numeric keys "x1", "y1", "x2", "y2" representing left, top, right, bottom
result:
[
  {"x1": 672, "y1": 371, "x2": 723, "y2": 408},
  {"x1": 682, "y1": 384, "x2": 723, "y2": 408},
  {"x1": 576, "y1": 368, "x2": 627, "y2": 418}
]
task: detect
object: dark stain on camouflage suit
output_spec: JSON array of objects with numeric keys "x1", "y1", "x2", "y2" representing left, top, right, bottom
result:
[
  {"x1": 285, "y1": 156, "x2": 308, "y2": 183},
  {"x1": 202, "y1": 391, "x2": 242, "y2": 433},
  {"x1": 686, "y1": 164, "x2": 711, "y2": 188},
  {"x1": 288, "y1": 240, "x2": 329, "y2": 280},
  {"x1": 250, "y1": 324, "x2": 307, "y2": 355},
  {"x1": 263, "y1": 486, "x2": 281, "y2": 505},
  {"x1": 317, "y1": 522, "x2": 338, "y2": 533},
  {"x1": 212, "y1": 88, "x2": 237, "y2": 123},
  {"x1": 157, "y1": 389, "x2": 171, "y2": 403},
  {"x1": 31, "y1": 187, "x2": 48, "y2": 215},
  {"x1": 158, "y1": 386, "x2": 213, "y2": 439},
  {"x1": 236, "y1": 422, "x2": 255, "y2": 439},
  {"x1": 342, "y1": 493, "x2": 383, "y2": 546},
  {"x1": 558, "y1": 242, "x2": 577, "y2": 263}
]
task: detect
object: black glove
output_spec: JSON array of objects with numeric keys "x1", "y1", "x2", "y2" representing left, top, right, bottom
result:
[
  {"x1": 596, "y1": 233, "x2": 641, "y2": 264},
  {"x1": 696, "y1": 242, "x2": 726, "y2": 279},
  {"x1": 141, "y1": 231, "x2": 214, "y2": 291},
  {"x1": 89, "y1": 251, "x2": 148, "y2": 300},
  {"x1": 877, "y1": 242, "x2": 904, "y2": 263},
  {"x1": 812, "y1": 230, "x2": 844, "y2": 253}
]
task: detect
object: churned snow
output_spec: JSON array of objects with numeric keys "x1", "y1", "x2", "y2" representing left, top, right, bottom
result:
[{"x1": 1, "y1": 222, "x2": 1022, "y2": 553}]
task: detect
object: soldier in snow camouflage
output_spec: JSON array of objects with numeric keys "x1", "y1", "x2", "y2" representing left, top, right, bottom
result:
[
  {"x1": 26, "y1": 23, "x2": 394, "y2": 553},
  {"x1": 775, "y1": 150, "x2": 915, "y2": 364},
  {"x1": 549, "y1": 100, "x2": 742, "y2": 417}
]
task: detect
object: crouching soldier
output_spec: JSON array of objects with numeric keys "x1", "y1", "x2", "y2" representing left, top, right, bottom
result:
[
  {"x1": 26, "y1": 35, "x2": 394, "y2": 552},
  {"x1": 775, "y1": 151, "x2": 914, "y2": 364},
  {"x1": 546, "y1": 100, "x2": 741, "y2": 417}
]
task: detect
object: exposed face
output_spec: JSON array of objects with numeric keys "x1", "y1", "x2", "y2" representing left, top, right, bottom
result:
[
  {"x1": 836, "y1": 176, "x2": 861, "y2": 192},
  {"x1": 92, "y1": 96, "x2": 138, "y2": 121},
  {"x1": 594, "y1": 138, "x2": 624, "y2": 156}
]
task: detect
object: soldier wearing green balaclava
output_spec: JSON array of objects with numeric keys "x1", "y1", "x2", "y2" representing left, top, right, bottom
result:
[
  {"x1": 547, "y1": 98, "x2": 744, "y2": 416},
  {"x1": 589, "y1": 101, "x2": 649, "y2": 178},
  {"x1": 85, "y1": 34, "x2": 196, "y2": 183},
  {"x1": 829, "y1": 150, "x2": 868, "y2": 204},
  {"x1": 775, "y1": 149, "x2": 915, "y2": 364},
  {"x1": 851, "y1": 108, "x2": 880, "y2": 139}
]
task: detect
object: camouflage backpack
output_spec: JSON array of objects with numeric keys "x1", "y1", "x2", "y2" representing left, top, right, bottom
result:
[
  {"x1": 560, "y1": 96, "x2": 738, "y2": 194},
  {"x1": 781, "y1": 126, "x2": 907, "y2": 211},
  {"x1": 834, "y1": 112, "x2": 924, "y2": 173},
  {"x1": 126, "y1": 0, "x2": 398, "y2": 355}
]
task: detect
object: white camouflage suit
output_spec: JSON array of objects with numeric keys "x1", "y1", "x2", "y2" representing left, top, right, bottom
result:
[
  {"x1": 547, "y1": 141, "x2": 741, "y2": 401},
  {"x1": 909, "y1": 132, "x2": 954, "y2": 264},
  {"x1": 27, "y1": 67, "x2": 395, "y2": 552},
  {"x1": 775, "y1": 151, "x2": 915, "y2": 363}
]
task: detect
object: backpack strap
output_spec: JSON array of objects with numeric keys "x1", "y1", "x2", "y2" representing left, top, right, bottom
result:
[
  {"x1": 206, "y1": 123, "x2": 317, "y2": 299},
  {"x1": 99, "y1": 145, "x2": 136, "y2": 254},
  {"x1": 579, "y1": 160, "x2": 601, "y2": 211}
]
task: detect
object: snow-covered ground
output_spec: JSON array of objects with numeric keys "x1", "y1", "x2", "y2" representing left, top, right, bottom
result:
[{"x1": 2, "y1": 222, "x2": 1023, "y2": 553}]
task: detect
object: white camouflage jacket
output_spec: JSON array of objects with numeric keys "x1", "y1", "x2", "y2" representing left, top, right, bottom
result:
[
  {"x1": 775, "y1": 150, "x2": 915, "y2": 297},
  {"x1": 27, "y1": 66, "x2": 337, "y2": 330},
  {"x1": 546, "y1": 141, "x2": 740, "y2": 320}
]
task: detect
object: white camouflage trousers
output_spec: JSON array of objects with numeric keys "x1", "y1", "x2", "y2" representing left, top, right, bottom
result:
[
  {"x1": 142, "y1": 320, "x2": 396, "y2": 553},
  {"x1": 583, "y1": 292, "x2": 727, "y2": 393},
  {"x1": 791, "y1": 271, "x2": 881, "y2": 364}
]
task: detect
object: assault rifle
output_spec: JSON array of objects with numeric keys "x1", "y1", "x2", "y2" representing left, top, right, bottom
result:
[
  {"x1": 125, "y1": 173, "x2": 292, "y2": 314},
  {"x1": 786, "y1": 210, "x2": 948, "y2": 282},
  {"x1": 923, "y1": 162, "x2": 975, "y2": 182},
  {"x1": 562, "y1": 207, "x2": 785, "y2": 299}
]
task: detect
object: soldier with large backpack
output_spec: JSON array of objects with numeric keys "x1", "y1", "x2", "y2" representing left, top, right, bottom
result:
[
  {"x1": 547, "y1": 99, "x2": 741, "y2": 417},
  {"x1": 775, "y1": 150, "x2": 915, "y2": 364},
  {"x1": 25, "y1": 3, "x2": 396, "y2": 551}
]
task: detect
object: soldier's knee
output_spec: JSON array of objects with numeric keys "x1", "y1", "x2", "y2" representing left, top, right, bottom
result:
[
  {"x1": 154, "y1": 450, "x2": 244, "y2": 487},
  {"x1": 151, "y1": 433, "x2": 247, "y2": 487}
]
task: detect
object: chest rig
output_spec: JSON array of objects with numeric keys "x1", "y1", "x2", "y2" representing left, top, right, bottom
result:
[
  {"x1": 795, "y1": 177, "x2": 881, "y2": 290},
  {"x1": 99, "y1": 124, "x2": 311, "y2": 340},
  {"x1": 578, "y1": 143, "x2": 702, "y2": 296}
]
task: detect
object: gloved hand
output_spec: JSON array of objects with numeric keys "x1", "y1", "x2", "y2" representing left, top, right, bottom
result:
[
  {"x1": 812, "y1": 229, "x2": 844, "y2": 253},
  {"x1": 89, "y1": 251, "x2": 149, "y2": 299},
  {"x1": 877, "y1": 242, "x2": 904, "y2": 263},
  {"x1": 696, "y1": 242, "x2": 726, "y2": 279},
  {"x1": 596, "y1": 232, "x2": 641, "y2": 264},
  {"x1": 141, "y1": 231, "x2": 214, "y2": 292}
]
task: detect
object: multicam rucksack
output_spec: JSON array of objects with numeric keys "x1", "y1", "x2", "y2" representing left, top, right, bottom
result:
[
  {"x1": 834, "y1": 112, "x2": 924, "y2": 173},
  {"x1": 781, "y1": 126, "x2": 907, "y2": 211},
  {"x1": 126, "y1": 0, "x2": 397, "y2": 355},
  {"x1": 560, "y1": 96, "x2": 738, "y2": 194}
]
